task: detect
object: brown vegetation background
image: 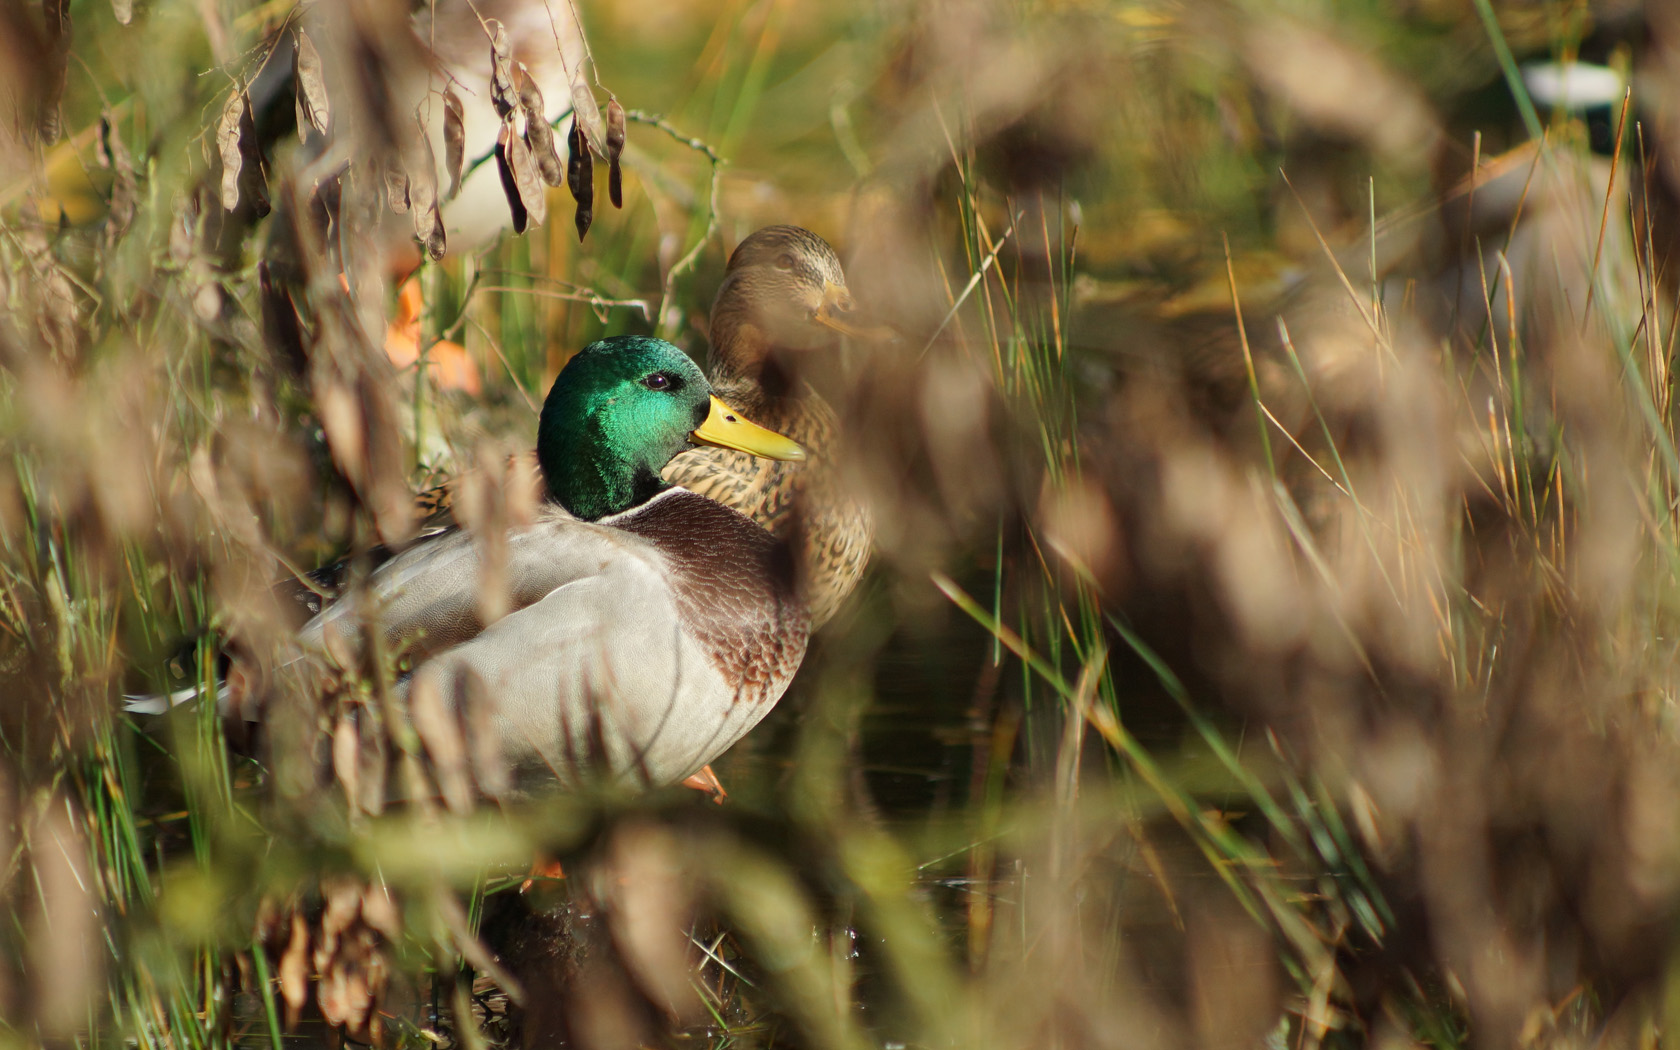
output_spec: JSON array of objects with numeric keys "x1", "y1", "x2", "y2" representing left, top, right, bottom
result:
[{"x1": 3, "y1": 0, "x2": 1680, "y2": 1048}]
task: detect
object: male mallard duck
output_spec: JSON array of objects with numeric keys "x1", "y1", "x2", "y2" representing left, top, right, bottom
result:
[
  {"x1": 138, "y1": 336, "x2": 811, "y2": 792},
  {"x1": 414, "y1": 225, "x2": 879, "y2": 631}
]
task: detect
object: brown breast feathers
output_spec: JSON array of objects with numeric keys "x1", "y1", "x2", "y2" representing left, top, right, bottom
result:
[{"x1": 615, "y1": 490, "x2": 810, "y2": 707}]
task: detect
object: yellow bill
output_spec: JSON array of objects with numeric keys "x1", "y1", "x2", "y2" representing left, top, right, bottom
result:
[{"x1": 692, "y1": 396, "x2": 806, "y2": 461}]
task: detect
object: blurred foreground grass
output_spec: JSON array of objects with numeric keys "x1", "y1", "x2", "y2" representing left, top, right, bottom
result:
[{"x1": 4, "y1": 0, "x2": 1680, "y2": 1048}]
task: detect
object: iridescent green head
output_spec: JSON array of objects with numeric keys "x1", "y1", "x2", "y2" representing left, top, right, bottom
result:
[{"x1": 537, "y1": 335, "x2": 804, "y2": 521}]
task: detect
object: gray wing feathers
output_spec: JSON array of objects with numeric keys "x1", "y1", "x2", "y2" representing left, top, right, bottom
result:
[
  {"x1": 302, "y1": 515, "x2": 640, "y2": 660},
  {"x1": 298, "y1": 512, "x2": 764, "y2": 790},
  {"x1": 406, "y1": 557, "x2": 753, "y2": 789}
]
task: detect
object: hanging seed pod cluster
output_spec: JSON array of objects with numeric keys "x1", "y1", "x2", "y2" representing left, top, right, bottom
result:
[
  {"x1": 213, "y1": 4, "x2": 626, "y2": 268},
  {"x1": 476, "y1": 18, "x2": 626, "y2": 242}
]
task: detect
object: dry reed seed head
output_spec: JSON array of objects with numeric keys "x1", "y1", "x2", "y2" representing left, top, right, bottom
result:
[
  {"x1": 459, "y1": 665, "x2": 510, "y2": 801},
  {"x1": 279, "y1": 910, "x2": 308, "y2": 1028},
  {"x1": 595, "y1": 821, "x2": 703, "y2": 1023},
  {"x1": 23, "y1": 793, "x2": 102, "y2": 1043},
  {"x1": 410, "y1": 674, "x2": 475, "y2": 814},
  {"x1": 308, "y1": 291, "x2": 416, "y2": 547},
  {"x1": 1241, "y1": 17, "x2": 1438, "y2": 166},
  {"x1": 1037, "y1": 474, "x2": 1124, "y2": 587},
  {"x1": 917, "y1": 354, "x2": 1002, "y2": 523},
  {"x1": 333, "y1": 709, "x2": 363, "y2": 813}
]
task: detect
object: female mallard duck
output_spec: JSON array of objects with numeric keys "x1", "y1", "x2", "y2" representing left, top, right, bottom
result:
[
  {"x1": 662, "y1": 224, "x2": 877, "y2": 631},
  {"x1": 139, "y1": 336, "x2": 811, "y2": 791}
]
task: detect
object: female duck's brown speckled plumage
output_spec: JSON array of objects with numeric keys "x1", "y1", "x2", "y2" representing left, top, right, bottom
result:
[{"x1": 662, "y1": 225, "x2": 875, "y2": 629}]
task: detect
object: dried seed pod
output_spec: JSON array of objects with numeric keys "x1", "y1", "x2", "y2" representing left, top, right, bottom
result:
[
  {"x1": 517, "y1": 64, "x2": 564, "y2": 186},
  {"x1": 567, "y1": 119, "x2": 594, "y2": 241},
  {"x1": 507, "y1": 121, "x2": 545, "y2": 228},
  {"x1": 409, "y1": 114, "x2": 447, "y2": 260},
  {"x1": 217, "y1": 87, "x2": 246, "y2": 212},
  {"x1": 332, "y1": 711, "x2": 360, "y2": 809},
  {"x1": 383, "y1": 163, "x2": 409, "y2": 214},
  {"x1": 278, "y1": 912, "x2": 309, "y2": 1029},
  {"x1": 258, "y1": 261, "x2": 308, "y2": 375},
  {"x1": 168, "y1": 192, "x2": 199, "y2": 264},
  {"x1": 98, "y1": 113, "x2": 137, "y2": 244},
  {"x1": 442, "y1": 86, "x2": 465, "y2": 200},
  {"x1": 569, "y1": 76, "x2": 604, "y2": 156},
  {"x1": 606, "y1": 97, "x2": 626, "y2": 208},
  {"x1": 566, "y1": 117, "x2": 584, "y2": 198},
  {"x1": 239, "y1": 106, "x2": 271, "y2": 217},
  {"x1": 487, "y1": 20, "x2": 516, "y2": 118},
  {"x1": 294, "y1": 29, "x2": 330, "y2": 142},
  {"x1": 414, "y1": 199, "x2": 445, "y2": 260},
  {"x1": 41, "y1": 0, "x2": 70, "y2": 142},
  {"x1": 606, "y1": 97, "x2": 626, "y2": 159},
  {"x1": 360, "y1": 882, "x2": 401, "y2": 940},
  {"x1": 494, "y1": 125, "x2": 528, "y2": 234}
]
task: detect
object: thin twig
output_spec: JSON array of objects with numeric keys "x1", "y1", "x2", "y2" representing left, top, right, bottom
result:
[{"x1": 625, "y1": 110, "x2": 724, "y2": 339}]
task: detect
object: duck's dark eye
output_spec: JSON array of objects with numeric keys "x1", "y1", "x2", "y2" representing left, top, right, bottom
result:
[
  {"x1": 642, "y1": 371, "x2": 682, "y2": 392},
  {"x1": 774, "y1": 253, "x2": 796, "y2": 271}
]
